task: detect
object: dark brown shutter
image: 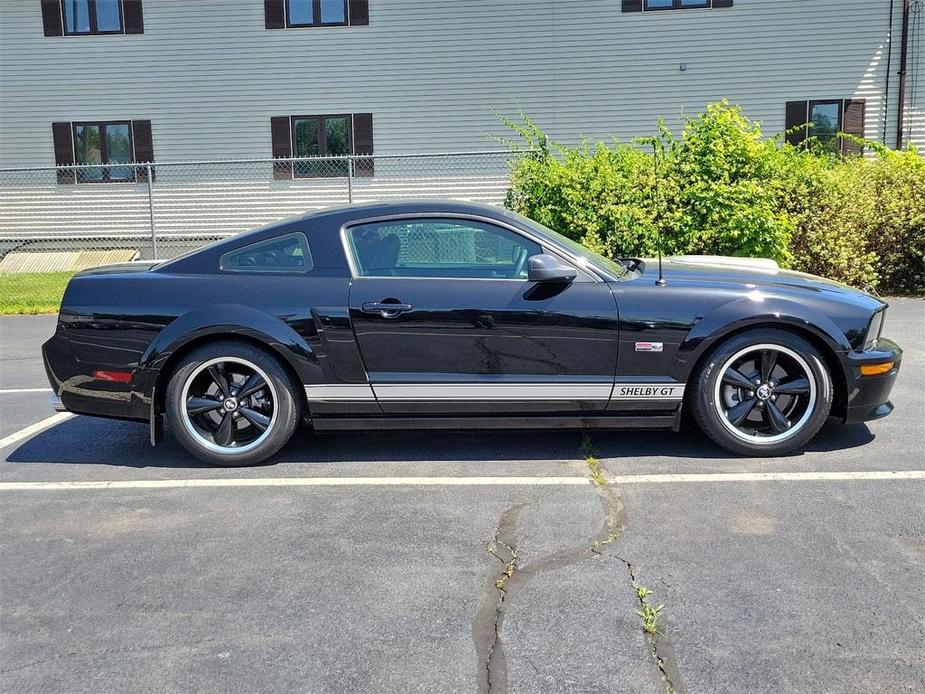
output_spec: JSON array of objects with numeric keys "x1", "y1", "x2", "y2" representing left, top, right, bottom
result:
[
  {"x1": 265, "y1": 0, "x2": 285, "y2": 29},
  {"x1": 348, "y1": 0, "x2": 369, "y2": 25},
  {"x1": 41, "y1": 0, "x2": 63, "y2": 36},
  {"x1": 622, "y1": 1, "x2": 643, "y2": 12},
  {"x1": 123, "y1": 0, "x2": 144, "y2": 33},
  {"x1": 841, "y1": 99, "x2": 866, "y2": 156},
  {"x1": 712, "y1": 0, "x2": 734, "y2": 8},
  {"x1": 352, "y1": 113, "x2": 374, "y2": 177},
  {"x1": 271, "y1": 116, "x2": 293, "y2": 179},
  {"x1": 52, "y1": 122, "x2": 75, "y2": 184},
  {"x1": 785, "y1": 101, "x2": 809, "y2": 147},
  {"x1": 132, "y1": 120, "x2": 154, "y2": 181}
]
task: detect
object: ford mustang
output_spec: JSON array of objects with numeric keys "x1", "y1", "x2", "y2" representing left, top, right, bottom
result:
[{"x1": 42, "y1": 201, "x2": 902, "y2": 466}]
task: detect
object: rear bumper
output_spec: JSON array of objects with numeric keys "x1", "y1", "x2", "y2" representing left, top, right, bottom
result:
[
  {"x1": 42, "y1": 330, "x2": 150, "y2": 422},
  {"x1": 842, "y1": 338, "x2": 902, "y2": 424}
]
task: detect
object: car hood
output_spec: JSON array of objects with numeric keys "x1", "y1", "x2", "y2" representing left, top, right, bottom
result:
[{"x1": 640, "y1": 256, "x2": 884, "y2": 309}]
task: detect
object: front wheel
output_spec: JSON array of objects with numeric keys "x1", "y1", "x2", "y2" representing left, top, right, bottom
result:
[
  {"x1": 689, "y1": 329, "x2": 833, "y2": 457},
  {"x1": 165, "y1": 341, "x2": 300, "y2": 466}
]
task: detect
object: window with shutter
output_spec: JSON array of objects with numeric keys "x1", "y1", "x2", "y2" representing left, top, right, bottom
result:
[
  {"x1": 623, "y1": 0, "x2": 733, "y2": 10},
  {"x1": 53, "y1": 120, "x2": 149, "y2": 184},
  {"x1": 271, "y1": 113, "x2": 374, "y2": 179},
  {"x1": 44, "y1": 1, "x2": 143, "y2": 36},
  {"x1": 267, "y1": 0, "x2": 366, "y2": 27},
  {"x1": 785, "y1": 99, "x2": 866, "y2": 155}
]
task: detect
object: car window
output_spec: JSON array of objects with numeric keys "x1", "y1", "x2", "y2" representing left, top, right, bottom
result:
[
  {"x1": 220, "y1": 232, "x2": 313, "y2": 273},
  {"x1": 345, "y1": 218, "x2": 541, "y2": 279}
]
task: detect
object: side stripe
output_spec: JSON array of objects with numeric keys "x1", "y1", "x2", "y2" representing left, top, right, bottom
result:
[
  {"x1": 304, "y1": 384, "x2": 377, "y2": 402},
  {"x1": 304, "y1": 382, "x2": 685, "y2": 402},
  {"x1": 373, "y1": 383, "x2": 613, "y2": 401}
]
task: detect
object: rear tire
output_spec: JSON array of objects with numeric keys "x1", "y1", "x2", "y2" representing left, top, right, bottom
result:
[
  {"x1": 165, "y1": 341, "x2": 300, "y2": 466},
  {"x1": 689, "y1": 329, "x2": 832, "y2": 457}
]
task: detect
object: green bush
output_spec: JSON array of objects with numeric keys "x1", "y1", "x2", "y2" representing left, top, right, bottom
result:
[{"x1": 503, "y1": 101, "x2": 924, "y2": 294}]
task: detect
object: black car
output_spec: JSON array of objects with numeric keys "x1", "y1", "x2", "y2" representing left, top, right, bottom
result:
[{"x1": 42, "y1": 201, "x2": 902, "y2": 466}]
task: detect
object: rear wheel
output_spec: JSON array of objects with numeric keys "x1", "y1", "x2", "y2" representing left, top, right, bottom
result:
[
  {"x1": 690, "y1": 329, "x2": 832, "y2": 456},
  {"x1": 165, "y1": 341, "x2": 300, "y2": 466}
]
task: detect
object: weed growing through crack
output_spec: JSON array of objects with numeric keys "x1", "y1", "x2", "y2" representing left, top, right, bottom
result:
[
  {"x1": 580, "y1": 434, "x2": 607, "y2": 486},
  {"x1": 635, "y1": 585, "x2": 666, "y2": 635}
]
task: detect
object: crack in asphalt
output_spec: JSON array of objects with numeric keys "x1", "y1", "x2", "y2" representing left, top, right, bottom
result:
[
  {"x1": 473, "y1": 502, "x2": 524, "y2": 694},
  {"x1": 472, "y1": 436, "x2": 687, "y2": 694},
  {"x1": 585, "y1": 436, "x2": 685, "y2": 694},
  {"x1": 620, "y1": 557, "x2": 686, "y2": 694}
]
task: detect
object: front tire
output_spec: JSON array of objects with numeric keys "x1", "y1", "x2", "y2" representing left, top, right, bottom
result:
[
  {"x1": 165, "y1": 341, "x2": 300, "y2": 466},
  {"x1": 690, "y1": 329, "x2": 832, "y2": 457}
]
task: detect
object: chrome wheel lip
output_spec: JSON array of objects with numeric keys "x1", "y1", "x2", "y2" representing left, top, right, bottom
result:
[
  {"x1": 180, "y1": 357, "x2": 279, "y2": 456},
  {"x1": 714, "y1": 343, "x2": 817, "y2": 445}
]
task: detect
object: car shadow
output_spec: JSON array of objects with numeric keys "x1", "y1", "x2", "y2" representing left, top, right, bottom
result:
[{"x1": 4, "y1": 414, "x2": 876, "y2": 469}]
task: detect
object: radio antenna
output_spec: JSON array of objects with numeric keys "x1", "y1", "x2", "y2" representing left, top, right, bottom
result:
[{"x1": 652, "y1": 139, "x2": 666, "y2": 287}]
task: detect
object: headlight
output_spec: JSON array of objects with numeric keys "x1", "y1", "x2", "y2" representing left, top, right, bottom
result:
[{"x1": 863, "y1": 310, "x2": 885, "y2": 351}]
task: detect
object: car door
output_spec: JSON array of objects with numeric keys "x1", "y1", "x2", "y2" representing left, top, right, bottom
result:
[{"x1": 343, "y1": 215, "x2": 621, "y2": 414}]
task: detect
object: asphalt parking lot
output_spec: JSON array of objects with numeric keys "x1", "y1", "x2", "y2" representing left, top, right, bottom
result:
[{"x1": 1, "y1": 300, "x2": 923, "y2": 694}]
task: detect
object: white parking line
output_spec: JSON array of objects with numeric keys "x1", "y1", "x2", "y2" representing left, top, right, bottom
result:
[
  {"x1": 0, "y1": 388, "x2": 52, "y2": 394},
  {"x1": 0, "y1": 470, "x2": 922, "y2": 492},
  {"x1": 0, "y1": 476, "x2": 590, "y2": 491},
  {"x1": 0, "y1": 412, "x2": 73, "y2": 450},
  {"x1": 611, "y1": 471, "x2": 925, "y2": 484}
]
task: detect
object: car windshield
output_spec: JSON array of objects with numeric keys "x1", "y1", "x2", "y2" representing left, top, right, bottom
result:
[{"x1": 501, "y1": 209, "x2": 629, "y2": 279}]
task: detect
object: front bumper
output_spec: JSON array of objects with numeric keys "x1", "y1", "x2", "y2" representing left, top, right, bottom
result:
[{"x1": 843, "y1": 338, "x2": 902, "y2": 424}]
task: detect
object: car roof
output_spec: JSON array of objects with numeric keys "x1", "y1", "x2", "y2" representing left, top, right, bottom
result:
[{"x1": 293, "y1": 199, "x2": 510, "y2": 224}]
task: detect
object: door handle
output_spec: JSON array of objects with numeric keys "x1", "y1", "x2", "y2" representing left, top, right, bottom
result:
[{"x1": 362, "y1": 301, "x2": 413, "y2": 318}]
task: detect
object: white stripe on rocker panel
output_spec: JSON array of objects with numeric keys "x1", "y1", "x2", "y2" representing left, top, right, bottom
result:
[
  {"x1": 303, "y1": 382, "x2": 686, "y2": 402},
  {"x1": 373, "y1": 383, "x2": 614, "y2": 401}
]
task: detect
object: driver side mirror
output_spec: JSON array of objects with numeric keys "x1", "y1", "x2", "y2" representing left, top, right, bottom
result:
[{"x1": 527, "y1": 254, "x2": 577, "y2": 283}]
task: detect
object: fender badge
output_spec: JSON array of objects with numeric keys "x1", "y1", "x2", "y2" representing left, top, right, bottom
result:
[{"x1": 635, "y1": 342, "x2": 664, "y2": 352}]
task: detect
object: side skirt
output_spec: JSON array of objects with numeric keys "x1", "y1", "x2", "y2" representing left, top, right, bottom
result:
[{"x1": 311, "y1": 411, "x2": 680, "y2": 432}]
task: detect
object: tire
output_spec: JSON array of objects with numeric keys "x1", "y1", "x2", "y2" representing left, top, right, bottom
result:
[
  {"x1": 165, "y1": 341, "x2": 300, "y2": 466},
  {"x1": 689, "y1": 329, "x2": 833, "y2": 457}
]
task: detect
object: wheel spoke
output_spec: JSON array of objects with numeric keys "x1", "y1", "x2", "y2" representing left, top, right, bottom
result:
[
  {"x1": 722, "y1": 367, "x2": 755, "y2": 391},
  {"x1": 237, "y1": 373, "x2": 267, "y2": 400},
  {"x1": 765, "y1": 401, "x2": 791, "y2": 434},
  {"x1": 727, "y1": 397, "x2": 757, "y2": 427},
  {"x1": 239, "y1": 407, "x2": 270, "y2": 431},
  {"x1": 214, "y1": 413, "x2": 235, "y2": 447},
  {"x1": 774, "y1": 377, "x2": 810, "y2": 395},
  {"x1": 760, "y1": 350, "x2": 778, "y2": 383},
  {"x1": 207, "y1": 365, "x2": 230, "y2": 397},
  {"x1": 187, "y1": 396, "x2": 222, "y2": 415}
]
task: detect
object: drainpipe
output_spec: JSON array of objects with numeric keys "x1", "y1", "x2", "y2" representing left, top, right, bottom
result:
[
  {"x1": 896, "y1": 0, "x2": 911, "y2": 149},
  {"x1": 884, "y1": 0, "x2": 894, "y2": 145}
]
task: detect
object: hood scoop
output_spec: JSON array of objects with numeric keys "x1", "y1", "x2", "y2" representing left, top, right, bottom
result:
[{"x1": 670, "y1": 255, "x2": 780, "y2": 273}]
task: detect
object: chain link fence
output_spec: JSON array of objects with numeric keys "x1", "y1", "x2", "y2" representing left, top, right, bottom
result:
[{"x1": 0, "y1": 150, "x2": 527, "y2": 275}]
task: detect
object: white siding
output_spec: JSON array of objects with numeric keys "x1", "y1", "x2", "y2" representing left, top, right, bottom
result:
[{"x1": 0, "y1": 0, "x2": 921, "y2": 166}]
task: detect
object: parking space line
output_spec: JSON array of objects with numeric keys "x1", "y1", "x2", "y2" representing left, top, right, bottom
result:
[
  {"x1": 0, "y1": 470, "x2": 922, "y2": 492},
  {"x1": 610, "y1": 471, "x2": 925, "y2": 484},
  {"x1": 0, "y1": 412, "x2": 73, "y2": 450},
  {"x1": 0, "y1": 476, "x2": 591, "y2": 491},
  {"x1": 0, "y1": 388, "x2": 52, "y2": 394}
]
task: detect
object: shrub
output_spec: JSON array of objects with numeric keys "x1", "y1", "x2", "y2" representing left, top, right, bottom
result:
[{"x1": 503, "y1": 101, "x2": 924, "y2": 295}]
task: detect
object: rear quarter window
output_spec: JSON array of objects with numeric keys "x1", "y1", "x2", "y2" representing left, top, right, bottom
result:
[{"x1": 220, "y1": 232, "x2": 313, "y2": 274}]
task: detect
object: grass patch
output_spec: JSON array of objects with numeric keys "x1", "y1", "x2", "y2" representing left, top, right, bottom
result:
[{"x1": 0, "y1": 272, "x2": 73, "y2": 315}]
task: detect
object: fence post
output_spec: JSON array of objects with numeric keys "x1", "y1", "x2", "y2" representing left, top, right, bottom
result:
[
  {"x1": 346, "y1": 155, "x2": 354, "y2": 204},
  {"x1": 146, "y1": 164, "x2": 158, "y2": 260}
]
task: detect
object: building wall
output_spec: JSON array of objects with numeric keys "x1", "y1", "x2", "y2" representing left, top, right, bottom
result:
[{"x1": 0, "y1": 0, "x2": 921, "y2": 168}]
